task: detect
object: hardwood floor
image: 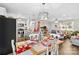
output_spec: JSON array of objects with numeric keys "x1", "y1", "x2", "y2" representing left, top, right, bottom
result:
[{"x1": 59, "y1": 39, "x2": 79, "y2": 55}]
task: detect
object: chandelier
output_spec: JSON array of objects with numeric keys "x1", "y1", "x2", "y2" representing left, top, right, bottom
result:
[{"x1": 38, "y1": 3, "x2": 49, "y2": 20}]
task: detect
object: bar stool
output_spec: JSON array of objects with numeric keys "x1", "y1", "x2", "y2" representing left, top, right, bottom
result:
[{"x1": 51, "y1": 38, "x2": 59, "y2": 55}]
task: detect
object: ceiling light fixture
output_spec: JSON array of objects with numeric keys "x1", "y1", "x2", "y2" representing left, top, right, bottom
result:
[{"x1": 38, "y1": 3, "x2": 49, "y2": 20}]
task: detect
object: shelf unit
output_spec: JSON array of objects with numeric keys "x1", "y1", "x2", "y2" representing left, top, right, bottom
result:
[{"x1": 16, "y1": 18, "x2": 28, "y2": 40}]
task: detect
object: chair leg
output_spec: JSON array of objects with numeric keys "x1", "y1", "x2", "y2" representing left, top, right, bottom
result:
[
  {"x1": 46, "y1": 47, "x2": 49, "y2": 55},
  {"x1": 57, "y1": 45, "x2": 59, "y2": 55}
]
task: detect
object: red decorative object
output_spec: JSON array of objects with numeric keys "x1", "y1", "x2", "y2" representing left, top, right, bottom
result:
[
  {"x1": 48, "y1": 44, "x2": 51, "y2": 47},
  {"x1": 34, "y1": 27, "x2": 39, "y2": 32},
  {"x1": 24, "y1": 45, "x2": 32, "y2": 50},
  {"x1": 16, "y1": 48, "x2": 23, "y2": 54}
]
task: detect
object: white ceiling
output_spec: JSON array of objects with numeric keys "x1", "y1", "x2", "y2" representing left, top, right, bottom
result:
[{"x1": 0, "y1": 3, "x2": 79, "y2": 19}]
